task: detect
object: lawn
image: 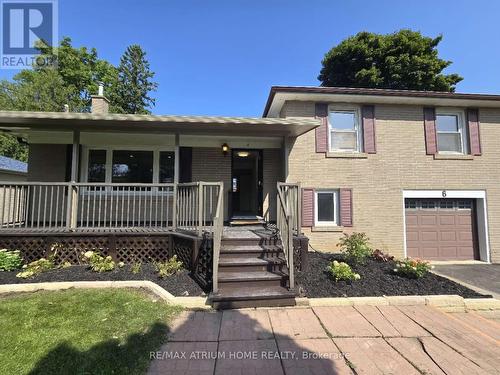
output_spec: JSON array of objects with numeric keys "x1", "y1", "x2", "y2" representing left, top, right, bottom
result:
[{"x1": 0, "y1": 288, "x2": 182, "y2": 375}]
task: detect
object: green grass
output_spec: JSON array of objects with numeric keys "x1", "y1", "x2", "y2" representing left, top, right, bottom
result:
[{"x1": 0, "y1": 288, "x2": 182, "y2": 375}]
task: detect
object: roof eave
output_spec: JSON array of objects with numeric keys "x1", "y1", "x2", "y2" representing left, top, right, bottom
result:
[{"x1": 263, "y1": 86, "x2": 500, "y2": 117}]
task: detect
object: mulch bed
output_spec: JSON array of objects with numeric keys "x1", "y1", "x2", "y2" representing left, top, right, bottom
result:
[
  {"x1": 0, "y1": 264, "x2": 206, "y2": 297},
  {"x1": 296, "y1": 252, "x2": 490, "y2": 299}
]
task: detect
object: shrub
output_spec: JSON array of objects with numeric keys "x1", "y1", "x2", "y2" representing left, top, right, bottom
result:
[
  {"x1": 153, "y1": 255, "x2": 183, "y2": 278},
  {"x1": 328, "y1": 260, "x2": 361, "y2": 282},
  {"x1": 338, "y1": 232, "x2": 373, "y2": 265},
  {"x1": 0, "y1": 249, "x2": 23, "y2": 271},
  {"x1": 61, "y1": 261, "x2": 72, "y2": 269},
  {"x1": 394, "y1": 258, "x2": 432, "y2": 279},
  {"x1": 83, "y1": 251, "x2": 115, "y2": 272},
  {"x1": 372, "y1": 249, "x2": 394, "y2": 262},
  {"x1": 16, "y1": 257, "x2": 55, "y2": 279},
  {"x1": 131, "y1": 262, "x2": 142, "y2": 274}
]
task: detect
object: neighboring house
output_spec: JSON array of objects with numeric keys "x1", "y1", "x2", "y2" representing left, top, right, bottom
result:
[
  {"x1": 0, "y1": 155, "x2": 27, "y2": 181},
  {"x1": 0, "y1": 85, "x2": 499, "y2": 306}
]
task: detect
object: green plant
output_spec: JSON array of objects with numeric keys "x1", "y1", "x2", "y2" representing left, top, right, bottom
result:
[
  {"x1": 16, "y1": 257, "x2": 55, "y2": 279},
  {"x1": 338, "y1": 232, "x2": 373, "y2": 265},
  {"x1": 60, "y1": 261, "x2": 72, "y2": 269},
  {"x1": 83, "y1": 251, "x2": 115, "y2": 272},
  {"x1": 394, "y1": 258, "x2": 432, "y2": 279},
  {"x1": 153, "y1": 255, "x2": 183, "y2": 278},
  {"x1": 328, "y1": 260, "x2": 361, "y2": 282},
  {"x1": 0, "y1": 249, "x2": 23, "y2": 271},
  {"x1": 131, "y1": 261, "x2": 142, "y2": 274}
]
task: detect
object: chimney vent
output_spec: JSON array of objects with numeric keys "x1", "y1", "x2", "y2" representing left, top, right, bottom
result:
[{"x1": 91, "y1": 82, "x2": 109, "y2": 114}]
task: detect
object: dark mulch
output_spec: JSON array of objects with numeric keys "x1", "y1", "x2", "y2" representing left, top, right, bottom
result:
[
  {"x1": 296, "y1": 253, "x2": 490, "y2": 299},
  {"x1": 0, "y1": 264, "x2": 206, "y2": 297}
]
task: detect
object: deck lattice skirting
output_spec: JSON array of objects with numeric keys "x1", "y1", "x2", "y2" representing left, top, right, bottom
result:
[{"x1": 0, "y1": 231, "x2": 214, "y2": 289}]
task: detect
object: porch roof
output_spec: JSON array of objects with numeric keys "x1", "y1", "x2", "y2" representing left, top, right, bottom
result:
[{"x1": 0, "y1": 110, "x2": 320, "y2": 137}]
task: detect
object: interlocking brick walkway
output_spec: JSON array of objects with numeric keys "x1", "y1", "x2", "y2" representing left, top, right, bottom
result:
[{"x1": 148, "y1": 305, "x2": 500, "y2": 374}]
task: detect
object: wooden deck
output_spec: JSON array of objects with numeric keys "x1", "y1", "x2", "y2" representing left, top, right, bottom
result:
[{"x1": 0, "y1": 226, "x2": 174, "y2": 236}]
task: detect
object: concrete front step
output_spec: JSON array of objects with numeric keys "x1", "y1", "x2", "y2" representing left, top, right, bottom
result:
[{"x1": 210, "y1": 286, "x2": 296, "y2": 309}]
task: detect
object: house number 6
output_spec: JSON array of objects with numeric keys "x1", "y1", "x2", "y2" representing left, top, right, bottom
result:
[{"x1": 442, "y1": 190, "x2": 447, "y2": 198}]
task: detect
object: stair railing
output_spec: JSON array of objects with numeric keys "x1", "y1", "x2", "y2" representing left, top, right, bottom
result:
[
  {"x1": 210, "y1": 182, "x2": 224, "y2": 293},
  {"x1": 277, "y1": 182, "x2": 300, "y2": 289}
]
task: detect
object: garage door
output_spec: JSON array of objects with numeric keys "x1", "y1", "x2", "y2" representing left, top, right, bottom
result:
[{"x1": 405, "y1": 199, "x2": 478, "y2": 260}]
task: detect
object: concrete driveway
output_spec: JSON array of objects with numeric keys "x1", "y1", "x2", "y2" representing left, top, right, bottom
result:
[
  {"x1": 433, "y1": 264, "x2": 500, "y2": 297},
  {"x1": 148, "y1": 306, "x2": 500, "y2": 374}
]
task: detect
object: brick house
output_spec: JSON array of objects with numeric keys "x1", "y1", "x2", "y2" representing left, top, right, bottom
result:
[{"x1": 0, "y1": 85, "x2": 498, "y2": 306}]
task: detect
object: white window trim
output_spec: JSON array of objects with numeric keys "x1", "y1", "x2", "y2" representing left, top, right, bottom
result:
[
  {"x1": 435, "y1": 108, "x2": 468, "y2": 155},
  {"x1": 314, "y1": 190, "x2": 339, "y2": 226},
  {"x1": 328, "y1": 105, "x2": 362, "y2": 153},
  {"x1": 81, "y1": 145, "x2": 176, "y2": 184}
]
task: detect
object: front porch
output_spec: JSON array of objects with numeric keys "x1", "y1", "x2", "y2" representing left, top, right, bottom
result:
[{"x1": 0, "y1": 180, "x2": 307, "y2": 307}]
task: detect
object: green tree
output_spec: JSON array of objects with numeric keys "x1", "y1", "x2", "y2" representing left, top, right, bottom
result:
[
  {"x1": 318, "y1": 30, "x2": 463, "y2": 92},
  {"x1": 116, "y1": 45, "x2": 158, "y2": 114},
  {"x1": 0, "y1": 134, "x2": 28, "y2": 161}
]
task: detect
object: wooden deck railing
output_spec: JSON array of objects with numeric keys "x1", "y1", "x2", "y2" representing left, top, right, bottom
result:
[
  {"x1": 0, "y1": 182, "x2": 224, "y2": 237},
  {"x1": 277, "y1": 182, "x2": 301, "y2": 289}
]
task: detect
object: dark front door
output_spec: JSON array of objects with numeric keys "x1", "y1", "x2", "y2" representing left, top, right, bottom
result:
[{"x1": 231, "y1": 149, "x2": 263, "y2": 217}]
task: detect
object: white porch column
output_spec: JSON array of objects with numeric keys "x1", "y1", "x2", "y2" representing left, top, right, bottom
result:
[
  {"x1": 71, "y1": 130, "x2": 80, "y2": 182},
  {"x1": 174, "y1": 133, "x2": 180, "y2": 184},
  {"x1": 283, "y1": 136, "x2": 289, "y2": 182}
]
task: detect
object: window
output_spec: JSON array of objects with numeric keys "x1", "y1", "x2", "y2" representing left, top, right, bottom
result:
[
  {"x1": 436, "y1": 111, "x2": 466, "y2": 154},
  {"x1": 83, "y1": 148, "x2": 175, "y2": 184},
  {"x1": 328, "y1": 109, "x2": 360, "y2": 152},
  {"x1": 159, "y1": 151, "x2": 175, "y2": 183},
  {"x1": 405, "y1": 199, "x2": 417, "y2": 209},
  {"x1": 314, "y1": 190, "x2": 338, "y2": 226},
  {"x1": 112, "y1": 150, "x2": 153, "y2": 183},
  {"x1": 421, "y1": 200, "x2": 436, "y2": 209},
  {"x1": 87, "y1": 150, "x2": 106, "y2": 182}
]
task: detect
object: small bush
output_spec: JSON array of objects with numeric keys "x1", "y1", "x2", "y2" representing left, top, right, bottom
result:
[
  {"x1": 131, "y1": 262, "x2": 142, "y2": 274},
  {"x1": 60, "y1": 261, "x2": 72, "y2": 269},
  {"x1": 372, "y1": 249, "x2": 394, "y2": 262},
  {"x1": 0, "y1": 249, "x2": 23, "y2": 271},
  {"x1": 153, "y1": 255, "x2": 183, "y2": 278},
  {"x1": 83, "y1": 251, "x2": 115, "y2": 272},
  {"x1": 338, "y1": 232, "x2": 373, "y2": 265},
  {"x1": 328, "y1": 260, "x2": 361, "y2": 282},
  {"x1": 394, "y1": 258, "x2": 432, "y2": 279},
  {"x1": 16, "y1": 257, "x2": 55, "y2": 279}
]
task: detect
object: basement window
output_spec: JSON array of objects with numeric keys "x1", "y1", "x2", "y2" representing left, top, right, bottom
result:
[{"x1": 314, "y1": 190, "x2": 339, "y2": 226}]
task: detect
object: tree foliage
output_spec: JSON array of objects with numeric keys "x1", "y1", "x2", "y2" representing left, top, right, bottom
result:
[
  {"x1": 0, "y1": 38, "x2": 158, "y2": 161},
  {"x1": 318, "y1": 30, "x2": 463, "y2": 92},
  {"x1": 116, "y1": 45, "x2": 158, "y2": 114}
]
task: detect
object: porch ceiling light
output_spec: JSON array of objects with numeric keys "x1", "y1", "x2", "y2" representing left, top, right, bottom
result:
[
  {"x1": 221, "y1": 143, "x2": 229, "y2": 156},
  {"x1": 237, "y1": 151, "x2": 249, "y2": 158}
]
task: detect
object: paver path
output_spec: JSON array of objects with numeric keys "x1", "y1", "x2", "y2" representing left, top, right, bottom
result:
[{"x1": 148, "y1": 306, "x2": 500, "y2": 374}]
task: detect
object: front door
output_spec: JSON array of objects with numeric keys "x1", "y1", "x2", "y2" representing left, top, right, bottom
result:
[{"x1": 231, "y1": 149, "x2": 263, "y2": 217}]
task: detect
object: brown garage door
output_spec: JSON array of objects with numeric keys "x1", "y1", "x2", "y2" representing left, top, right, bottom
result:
[{"x1": 405, "y1": 199, "x2": 478, "y2": 260}]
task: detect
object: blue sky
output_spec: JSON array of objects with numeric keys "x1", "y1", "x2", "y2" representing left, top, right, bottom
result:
[{"x1": 1, "y1": 0, "x2": 499, "y2": 116}]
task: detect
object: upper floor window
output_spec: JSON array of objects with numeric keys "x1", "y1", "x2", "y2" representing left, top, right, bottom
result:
[
  {"x1": 436, "y1": 110, "x2": 467, "y2": 154},
  {"x1": 328, "y1": 108, "x2": 361, "y2": 152}
]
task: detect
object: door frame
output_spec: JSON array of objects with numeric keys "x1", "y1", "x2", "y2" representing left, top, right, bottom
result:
[
  {"x1": 402, "y1": 190, "x2": 490, "y2": 263},
  {"x1": 230, "y1": 149, "x2": 263, "y2": 218}
]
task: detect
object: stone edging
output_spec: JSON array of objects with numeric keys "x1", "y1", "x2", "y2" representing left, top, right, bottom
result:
[
  {"x1": 0, "y1": 281, "x2": 211, "y2": 310},
  {"x1": 1, "y1": 281, "x2": 499, "y2": 312},
  {"x1": 297, "y1": 295, "x2": 500, "y2": 312}
]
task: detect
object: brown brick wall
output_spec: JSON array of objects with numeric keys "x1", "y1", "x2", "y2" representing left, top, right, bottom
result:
[
  {"x1": 283, "y1": 100, "x2": 500, "y2": 263},
  {"x1": 191, "y1": 147, "x2": 281, "y2": 221}
]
